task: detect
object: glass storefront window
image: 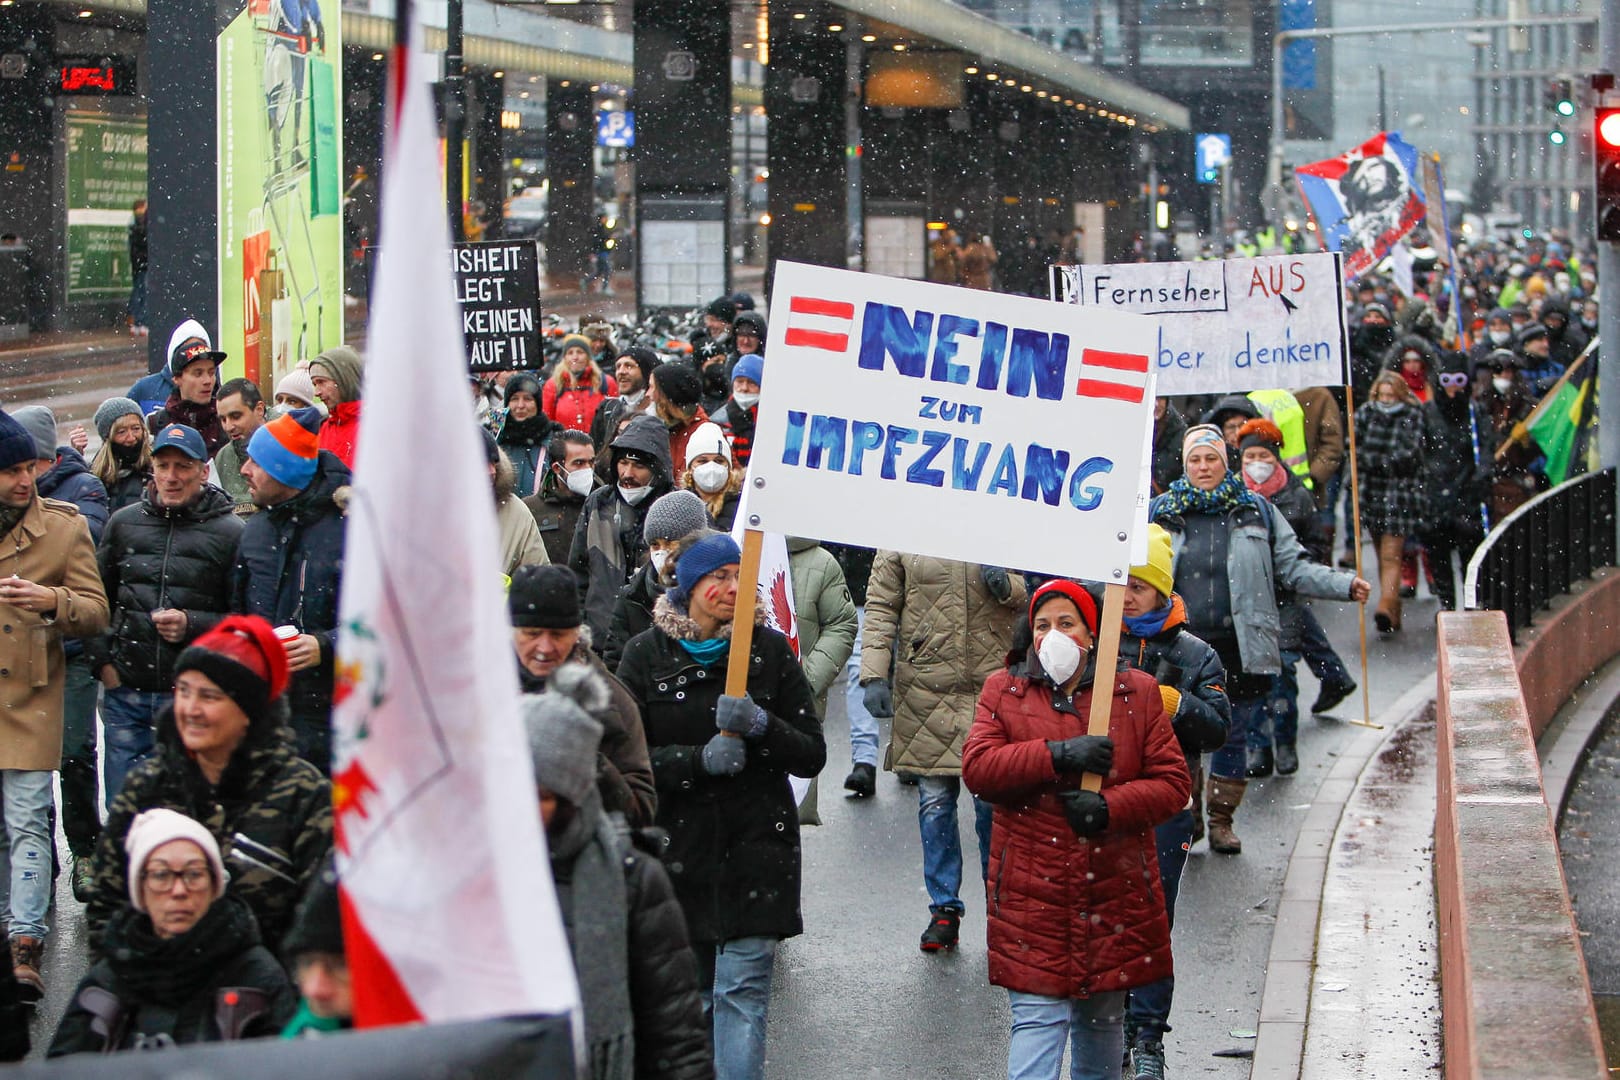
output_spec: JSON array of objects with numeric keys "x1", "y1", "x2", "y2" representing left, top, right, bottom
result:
[{"x1": 1139, "y1": 0, "x2": 1253, "y2": 66}]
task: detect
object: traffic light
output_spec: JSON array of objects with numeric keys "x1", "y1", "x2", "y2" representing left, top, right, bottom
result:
[
  {"x1": 1595, "y1": 107, "x2": 1620, "y2": 242},
  {"x1": 1547, "y1": 77, "x2": 1576, "y2": 145}
]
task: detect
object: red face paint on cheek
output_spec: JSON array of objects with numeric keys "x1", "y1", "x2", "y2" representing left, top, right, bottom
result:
[{"x1": 703, "y1": 584, "x2": 722, "y2": 605}]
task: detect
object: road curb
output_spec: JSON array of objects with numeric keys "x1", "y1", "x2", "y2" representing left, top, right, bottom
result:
[
  {"x1": 1539, "y1": 651, "x2": 1620, "y2": 825},
  {"x1": 1249, "y1": 675, "x2": 1436, "y2": 1080}
]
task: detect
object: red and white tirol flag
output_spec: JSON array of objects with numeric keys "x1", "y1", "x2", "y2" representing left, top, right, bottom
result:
[{"x1": 330, "y1": 14, "x2": 578, "y2": 1028}]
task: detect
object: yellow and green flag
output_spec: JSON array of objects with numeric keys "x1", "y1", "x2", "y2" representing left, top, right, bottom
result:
[{"x1": 1528, "y1": 356, "x2": 1596, "y2": 486}]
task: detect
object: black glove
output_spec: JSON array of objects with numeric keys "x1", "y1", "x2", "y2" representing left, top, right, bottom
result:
[
  {"x1": 862, "y1": 678, "x2": 894, "y2": 718},
  {"x1": 980, "y1": 564, "x2": 1013, "y2": 603},
  {"x1": 1058, "y1": 790, "x2": 1109, "y2": 837},
  {"x1": 1048, "y1": 735, "x2": 1114, "y2": 776},
  {"x1": 699, "y1": 733, "x2": 746, "y2": 776}
]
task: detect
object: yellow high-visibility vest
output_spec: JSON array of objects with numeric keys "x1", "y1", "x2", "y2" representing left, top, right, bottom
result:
[{"x1": 1246, "y1": 388, "x2": 1313, "y2": 489}]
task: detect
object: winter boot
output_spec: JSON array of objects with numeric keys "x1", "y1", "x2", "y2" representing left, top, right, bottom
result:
[
  {"x1": 1311, "y1": 677, "x2": 1357, "y2": 715},
  {"x1": 1245, "y1": 745, "x2": 1274, "y2": 779},
  {"x1": 1131, "y1": 1037, "x2": 1167, "y2": 1080},
  {"x1": 1375, "y1": 534, "x2": 1404, "y2": 634},
  {"x1": 1275, "y1": 742, "x2": 1300, "y2": 775},
  {"x1": 843, "y1": 763, "x2": 876, "y2": 798},
  {"x1": 1206, "y1": 776, "x2": 1248, "y2": 855},
  {"x1": 919, "y1": 910, "x2": 960, "y2": 952},
  {"x1": 1189, "y1": 759, "x2": 1206, "y2": 846},
  {"x1": 10, "y1": 936, "x2": 42, "y2": 1002}
]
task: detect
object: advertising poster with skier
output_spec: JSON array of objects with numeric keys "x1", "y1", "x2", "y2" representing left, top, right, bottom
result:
[
  {"x1": 216, "y1": 0, "x2": 343, "y2": 388},
  {"x1": 1294, "y1": 130, "x2": 1425, "y2": 281}
]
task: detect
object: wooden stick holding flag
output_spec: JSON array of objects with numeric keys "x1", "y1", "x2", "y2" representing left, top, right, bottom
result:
[
  {"x1": 1081, "y1": 584, "x2": 1128, "y2": 793},
  {"x1": 1341, "y1": 394, "x2": 1382, "y2": 731},
  {"x1": 1493, "y1": 337, "x2": 1598, "y2": 462},
  {"x1": 723, "y1": 529, "x2": 767, "y2": 700}
]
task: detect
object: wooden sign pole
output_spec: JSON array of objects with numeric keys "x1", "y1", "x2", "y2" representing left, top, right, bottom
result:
[
  {"x1": 723, "y1": 528, "x2": 767, "y2": 704},
  {"x1": 1342, "y1": 395, "x2": 1382, "y2": 731},
  {"x1": 1081, "y1": 583, "x2": 1128, "y2": 792}
]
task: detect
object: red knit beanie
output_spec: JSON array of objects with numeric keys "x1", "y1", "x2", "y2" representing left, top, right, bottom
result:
[
  {"x1": 1029, "y1": 579, "x2": 1100, "y2": 635},
  {"x1": 172, "y1": 615, "x2": 291, "y2": 728}
]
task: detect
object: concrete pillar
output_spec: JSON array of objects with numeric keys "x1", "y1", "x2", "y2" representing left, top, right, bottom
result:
[
  {"x1": 765, "y1": 9, "x2": 847, "y2": 285},
  {"x1": 633, "y1": 0, "x2": 731, "y2": 310},
  {"x1": 544, "y1": 79, "x2": 595, "y2": 287}
]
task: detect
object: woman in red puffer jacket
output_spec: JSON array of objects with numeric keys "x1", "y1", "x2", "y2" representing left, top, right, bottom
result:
[{"x1": 962, "y1": 579, "x2": 1190, "y2": 1080}]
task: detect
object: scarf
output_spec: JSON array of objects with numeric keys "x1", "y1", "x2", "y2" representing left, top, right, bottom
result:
[
  {"x1": 1399, "y1": 367, "x2": 1430, "y2": 401},
  {"x1": 1123, "y1": 604, "x2": 1173, "y2": 639},
  {"x1": 112, "y1": 441, "x2": 144, "y2": 467},
  {"x1": 1157, "y1": 472, "x2": 1252, "y2": 518},
  {"x1": 499, "y1": 413, "x2": 552, "y2": 447},
  {"x1": 678, "y1": 637, "x2": 729, "y2": 663},
  {"x1": 281, "y1": 1000, "x2": 347, "y2": 1038},
  {"x1": 550, "y1": 791, "x2": 634, "y2": 1080},
  {"x1": 163, "y1": 395, "x2": 226, "y2": 451},
  {"x1": 0, "y1": 502, "x2": 25, "y2": 542},
  {"x1": 103, "y1": 894, "x2": 261, "y2": 1006}
]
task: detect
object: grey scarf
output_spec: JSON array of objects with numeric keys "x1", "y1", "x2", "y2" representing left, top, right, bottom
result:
[{"x1": 550, "y1": 790, "x2": 634, "y2": 1080}]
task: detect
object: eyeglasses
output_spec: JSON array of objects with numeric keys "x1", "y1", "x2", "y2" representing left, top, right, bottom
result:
[
  {"x1": 143, "y1": 866, "x2": 212, "y2": 892},
  {"x1": 703, "y1": 569, "x2": 742, "y2": 586},
  {"x1": 1438, "y1": 373, "x2": 1469, "y2": 389}
]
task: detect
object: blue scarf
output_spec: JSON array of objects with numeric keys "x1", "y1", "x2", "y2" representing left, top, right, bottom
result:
[
  {"x1": 678, "y1": 638, "x2": 728, "y2": 663},
  {"x1": 1156, "y1": 472, "x2": 1252, "y2": 518},
  {"x1": 1123, "y1": 604, "x2": 1172, "y2": 639}
]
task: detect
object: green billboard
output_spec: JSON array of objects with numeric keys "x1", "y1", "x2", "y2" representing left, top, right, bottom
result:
[
  {"x1": 216, "y1": 0, "x2": 342, "y2": 388},
  {"x1": 64, "y1": 112, "x2": 148, "y2": 303}
]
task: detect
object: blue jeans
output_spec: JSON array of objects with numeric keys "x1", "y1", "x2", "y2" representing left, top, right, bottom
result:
[
  {"x1": 101, "y1": 684, "x2": 165, "y2": 806},
  {"x1": 695, "y1": 936, "x2": 777, "y2": 1080},
  {"x1": 60, "y1": 655, "x2": 101, "y2": 856},
  {"x1": 845, "y1": 606, "x2": 879, "y2": 767},
  {"x1": 1126, "y1": 808, "x2": 1195, "y2": 1041},
  {"x1": 918, "y1": 775, "x2": 992, "y2": 913},
  {"x1": 1297, "y1": 605, "x2": 1350, "y2": 687},
  {"x1": 1007, "y1": 989, "x2": 1126, "y2": 1080},
  {"x1": 1210, "y1": 693, "x2": 1261, "y2": 780},
  {"x1": 1247, "y1": 650, "x2": 1302, "y2": 752},
  {"x1": 0, "y1": 771, "x2": 55, "y2": 941},
  {"x1": 129, "y1": 268, "x2": 148, "y2": 326}
]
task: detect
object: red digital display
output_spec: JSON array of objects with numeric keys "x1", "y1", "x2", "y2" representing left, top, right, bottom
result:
[
  {"x1": 60, "y1": 65, "x2": 116, "y2": 92},
  {"x1": 55, "y1": 56, "x2": 133, "y2": 95}
]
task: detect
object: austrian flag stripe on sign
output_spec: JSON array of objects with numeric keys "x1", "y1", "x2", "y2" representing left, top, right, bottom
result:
[
  {"x1": 1076, "y1": 349, "x2": 1150, "y2": 403},
  {"x1": 784, "y1": 295, "x2": 855, "y2": 351}
]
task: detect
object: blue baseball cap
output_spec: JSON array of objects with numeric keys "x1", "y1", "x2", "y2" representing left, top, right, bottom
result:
[{"x1": 151, "y1": 424, "x2": 208, "y2": 462}]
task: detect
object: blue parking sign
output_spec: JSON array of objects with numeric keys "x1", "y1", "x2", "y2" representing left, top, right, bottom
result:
[
  {"x1": 1195, "y1": 133, "x2": 1231, "y2": 184},
  {"x1": 597, "y1": 110, "x2": 635, "y2": 148}
]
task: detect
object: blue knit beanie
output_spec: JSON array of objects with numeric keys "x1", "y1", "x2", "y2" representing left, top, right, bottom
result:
[
  {"x1": 672, "y1": 533, "x2": 742, "y2": 605},
  {"x1": 732, "y1": 353, "x2": 764, "y2": 387},
  {"x1": 0, "y1": 410, "x2": 39, "y2": 472}
]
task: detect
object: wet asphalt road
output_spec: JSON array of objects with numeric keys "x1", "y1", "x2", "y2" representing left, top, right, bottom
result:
[
  {"x1": 1558, "y1": 707, "x2": 1620, "y2": 1066},
  {"x1": 769, "y1": 583, "x2": 1440, "y2": 1079}
]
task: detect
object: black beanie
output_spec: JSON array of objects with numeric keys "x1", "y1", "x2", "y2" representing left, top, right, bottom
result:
[
  {"x1": 509, "y1": 565, "x2": 582, "y2": 629},
  {"x1": 706, "y1": 297, "x2": 738, "y2": 323},
  {"x1": 653, "y1": 362, "x2": 702, "y2": 409},
  {"x1": 282, "y1": 855, "x2": 343, "y2": 959},
  {"x1": 617, "y1": 347, "x2": 659, "y2": 383},
  {"x1": 504, "y1": 373, "x2": 543, "y2": 404},
  {"x1": 0, "y1": 410, "x2": 37, "y2": 473}
]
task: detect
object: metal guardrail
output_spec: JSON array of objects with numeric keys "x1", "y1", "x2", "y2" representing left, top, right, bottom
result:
[{"x1": 1463, "y1": 468, "x2": 1618, "y2": 643}]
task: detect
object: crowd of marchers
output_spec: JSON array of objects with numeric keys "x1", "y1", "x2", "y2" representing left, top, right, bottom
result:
[{"x1": 0, "y1": 226, "x2": 1593, "y2": 1079}]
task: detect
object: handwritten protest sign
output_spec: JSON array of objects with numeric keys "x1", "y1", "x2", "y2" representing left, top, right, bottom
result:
[
  {"x1": 451, "y1": 240, "x2": 541, "y2": 372},
  {"x1": 1052, "y1": 252, "x2": 1349, "y2": 396},
  {"x1": 747, "y1": 262, "x2": 1155, "y2": 583}
]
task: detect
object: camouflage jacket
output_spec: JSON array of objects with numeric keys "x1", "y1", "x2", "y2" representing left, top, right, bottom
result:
[{"x1": 87, "y1": 709, "x2": 333, "y2": 955}]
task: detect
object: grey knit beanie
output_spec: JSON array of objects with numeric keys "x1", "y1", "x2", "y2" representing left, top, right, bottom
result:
[
  {"x1": 521, "y1": 664, "x2": 607, "y2": 807},
  {"x1": 94, "y1": 397, "x2": 144, "y2": 442},
  {"x1": 11, "y1": 407, "x2": 57, "y2": 460},
  {"x1": 643, "y1": 489, "x2": 710, "y2": 545}
]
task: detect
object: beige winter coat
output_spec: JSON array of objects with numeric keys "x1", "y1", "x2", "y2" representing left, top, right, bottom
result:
[
  {"x1": 859, "y1": 553, "x2": 1025, "y2": 777},
  {"x1": 0, "y1": 496, "x2": 109, "y2": 770}
]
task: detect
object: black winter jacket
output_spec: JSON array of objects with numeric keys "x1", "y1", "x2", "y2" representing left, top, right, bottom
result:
[
  {"x1": 87, "y1": 484, "x2": 243, "y2": 691},
  {"x1": 1422, "y1": 397, "x2": 1491, "y2": 535},
  {"x1": 570, "y1": 416, "x2": 673, "y2": 641},
  {"x1": 228, "y1": 451, "x2": 349, "y2": 732},
  {"x1": 605, "y1": 562, "x2": 661, "y2": 672},
  {"x1": 86, "y1": 707, "x2": 334, "y2": 952},
  {"x1": 49, "y1": 895, "x2": 296, "y2": 1056},
  {"x1": 1120, "y1": 597, "x2": 1231, "y2": 779},
  {"x1": 615, "y1": 598, "x2": 825, "y2": 945}
]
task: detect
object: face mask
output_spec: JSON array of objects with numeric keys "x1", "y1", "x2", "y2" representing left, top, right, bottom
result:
[
  {"x1": 1243, "y1": 460, "x2": 1276, "y2": 485},
  {"x1": 650, "y1": 549, "x2": 670, "y2": 576},
  {"x1": 1373, "y1": 399, "x2": 1402, "y2": 414},
  {"x1": 1488, "y1": 328, "x2": 1511, "y2": 346},
  {"x1": 622, "y1": 388, "x2": 646, "y2": 408},
  {"x1": 618, "y1": 483, "x2": 651, "y2": 506},
  {"x1": 691, "y1": 461, "x2": 730, "y2": 493},
  {"x1": 564, "y1": 468, "x2": 594, "y2": 497},
  {"x1": 1492, "y1": 376, "x2": 1514, "y2": 395},
  {"x1": 111, "y1": 441, "x2": 142, "y2": 466},
  {"x1": 732, "y1": 392, "x2": 760, "y2": 410},
  {"x1": 1037, "y1": 629, "x2": 1086, "y2": 687}
]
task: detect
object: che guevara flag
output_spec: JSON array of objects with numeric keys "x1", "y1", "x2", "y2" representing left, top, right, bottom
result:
[
  {"x1": 329, "y1": 10, "x2": 578, "y2": 1028},
  {"x1": 1295, "y1": 131, "x2": 1426, "y2": 281}
]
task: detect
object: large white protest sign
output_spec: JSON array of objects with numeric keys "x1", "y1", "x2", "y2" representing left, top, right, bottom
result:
[
  {"x1": 747, "y1": 262, "x2": 1155, "y2": 583},
  {"x1": 1052, "y1": 252, "x2": 1349, "y2": 396}
]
